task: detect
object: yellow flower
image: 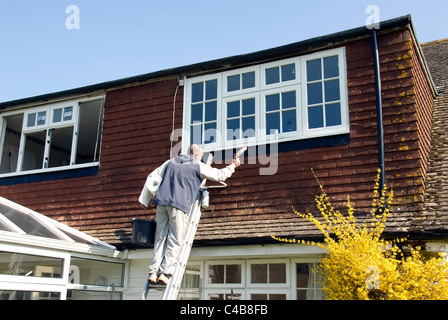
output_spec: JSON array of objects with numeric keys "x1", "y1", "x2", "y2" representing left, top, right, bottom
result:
[{"x1": 271, "y1": 169, "x2": 448, "y2": 300}]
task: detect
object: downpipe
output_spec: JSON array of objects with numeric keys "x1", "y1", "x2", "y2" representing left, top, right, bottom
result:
[{"x1": 371, "y1": 29, "x2": 386, "y2": 194}]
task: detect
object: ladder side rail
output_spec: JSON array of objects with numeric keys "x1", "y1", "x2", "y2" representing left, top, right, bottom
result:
[{"x1": 163, "y1": 194, "x2": 202, "y2": 299}]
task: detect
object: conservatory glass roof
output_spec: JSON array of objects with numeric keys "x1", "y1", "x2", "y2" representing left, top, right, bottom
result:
[{"x1": 0, "y1": 196, "x2": 115, "y2": 251}]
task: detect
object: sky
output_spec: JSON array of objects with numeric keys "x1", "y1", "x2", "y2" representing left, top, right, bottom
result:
[{"x1": 0, "y1": 0, "x2": 447, "y2": 103}]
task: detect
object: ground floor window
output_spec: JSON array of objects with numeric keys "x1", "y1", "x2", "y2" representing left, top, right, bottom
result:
[{"x1": 178, "y1": 258, "x2": 323, "y2": 300}]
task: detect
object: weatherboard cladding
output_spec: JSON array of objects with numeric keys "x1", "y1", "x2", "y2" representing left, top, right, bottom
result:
[{"x1": 0, "y1": 23, "x2": 438, "y2": 247}]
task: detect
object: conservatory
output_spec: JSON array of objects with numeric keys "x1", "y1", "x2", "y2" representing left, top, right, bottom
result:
[{"x1": 0, "y1": 196, "x2": 126, "y2": 300}]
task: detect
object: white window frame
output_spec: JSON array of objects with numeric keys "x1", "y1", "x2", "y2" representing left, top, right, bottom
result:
[
  {"x1": 222, "y1": 66, "x2": 260, "y2": 97},
  {"x1": 261, "y1": 84, "x2": 302, "y2": 141},
  {"x1": 203, "y1": 288, "x2": 245, "y2": 300},
  {"x1": 0, "y1": 97, "x2": 104, "y2": 178},
  {"x1": 222, "y1": 93, "x2": 259, "y2": 149},
  {"x1": 184, "y1": 74, "x2": 222, "y2": 150},
  {"x1": 204, "y1": 260, "x2": 245, "y2": 289},
  {"x1": 246, "y1": 288, "x2": 291, "y2": 300},
  {"x1": 182, "y1": 47, "x2": 349, "y2": 154},
  {"x1": 260, "y1": 57, "x2": 301, "y2": 91},
  {"x1": 301, "y1": 48, "x2": 349, "y2": 138},
  {"x1": 0, "y1": 243, "x2": 71, "y2": 300},
  {"x1": 246, "y1": 259, "x2": 290, "y2": 289},
  {"x1": 292, "y1": 258, "x2": 324, "y2": 300}
]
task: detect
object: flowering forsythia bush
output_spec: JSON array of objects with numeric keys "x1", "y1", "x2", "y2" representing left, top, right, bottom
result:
[{"x1": 272, "y1": 170, "x2": 448, "y2": 300}]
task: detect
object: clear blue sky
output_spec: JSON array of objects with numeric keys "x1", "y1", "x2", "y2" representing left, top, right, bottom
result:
[{"x1": 1, "y1": 0, "x2": 447, "y2": 102}]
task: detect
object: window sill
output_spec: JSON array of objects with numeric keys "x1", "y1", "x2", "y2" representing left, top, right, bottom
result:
[
  {"x1": 199, "y1": 128, "x2": 350, "y2": 155},
  {"x1": 204, "y1": 133, "x2": 350, "y2": 162},
  {"x1": 0, "y1": 163, "x2": 100, "y2": 186}
]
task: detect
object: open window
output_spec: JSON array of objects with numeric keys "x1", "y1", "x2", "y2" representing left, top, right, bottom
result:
[{"x1": 0, "y1": 97, "x2": 104, "y2": 177}]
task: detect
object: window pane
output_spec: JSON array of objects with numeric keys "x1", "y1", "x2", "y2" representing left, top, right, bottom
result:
[
  {"x1": 242, "y1": 117, "x2": 256, "y2": 138},
  {"x1": 281, "y1": 64, "x2": 296, "y2": 82},
  {"x1": 0, "y1": 251, "x2": 63, "y2": 278},
  {"x1": 227, "y1": 119, "x2": 240, "y2": 140},
  {"x1": 70, "y1": 257, "x2": 124, "y2": 286},
  {"x1": 296, "y1": 263, "x2": 310, "y2": 287},
  {"x1": 324, "y1": 79, "x2": 340, "y2": 102},
  {"x1": 266, "y1": 113, "x2": 280, "y2": 135},
  {"x1": 227, "y1": 101, "x2": 240, "y2": 118},
  {"x1": 0, "y1": 290, "x2": 60, "y2": 300},
  {"x1": 63, "y1": 106, "x2": 73, "y2": 121},
  {"x1": 251, "y1": 264, "x2": 267, "y2": 283},
  {"x1": 307, "y1": 82, "x2": 323, "y2": 105},
  {"x1": 251, "y1": 293, "x2": 267, "y2": 300},
  {"x1": 266, "y1": 94, "x2": 280, "y2": 112},
  {"x1": 48, "y1": 127, "x2": 73, "y2": 168},
  {"x1": 53, "y1": 109, "x2": 62, "y2": 123},
  {"x1": 204, "y1": 123, "x2": 217, "y2": 145},
  {"x1": 67, "y1": 291, "x2": 121, "y2": 300},
  {"x1": 209, "y1": 293, "x2": 241, "y2": 300},
  {"x1": 190, "y1": 125, "x2": 202, "y2": 145},
  {"x1": 178, "y1": 264, "x2": 201, "y2": 300},
  {"x1": 326, "y1": 103, "x2": 342, "y2": 127},
  {"x1": 192, "y1": 82, "x2": 204, "y2": 103},
  {"x1": 308, "y1": 106, "x2": 324, "y2": 129},
  {"x1": 270, "y1": 294, "x2": 287, "y2": 300},
  {"x1": 77, "y1": 100, "x2": 103, "y2": 164},
  {"x1": 297, "y1": 290, "x2": 308, "y2": 300},
  {"x1": 242, "y1": 72, "x2": 255, "y2": 89},
  {"x1": 227, "y1": 75, "x2": 240, "y2": 92},
  {"x1": 242, "y1": 98, "x2": 255, "y2": 116},
  {"x1": 191, "y1": 103, "x2": 203, "y2": 124},
  {"x1": 307, "y1": 59, "x2": 322, "y2": 82},
  {"x1": 324, "y1": 55, "x2": 339, "y2": 79},
  {"x1": 22, "y1": 131, "x2": 46, "y2": 171},
  {"x1": 0, "y1": 114, "x2": 23, "y2": 174},
  {"x1": 37, "y1": 111, "x2": 46, "y2": 126},
  {"x1": 226, "y1": 265, "x2": 241, "y2": 284},
  {"x1": 282, "y1": 110, "x2": 297, "y2": 133},
  {"x1": 205, "y1": 80, "x2": 217, "y2": 100},
  {"x1": 266, "y1": 67, "x2": 280, "y2": 85},
  {"x1": 27, "y1": 113, "x2": 36, "y2": 127},
  {"x1": 205, "y1": 101, "x2": 217, "y2": 122},
  {"x1": 269, "y1": 264, "x2": 286, "y2": 283},
  {"x1": 282, "y1": 91, "x2": 296, "y2": 109},
  {"x1": 209, "y1": 265, "x2": 224, "y2": 284}
]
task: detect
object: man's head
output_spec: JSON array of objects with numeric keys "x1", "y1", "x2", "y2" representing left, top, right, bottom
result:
[{"x1": 189, "y1": 144, "x2": 203, "y2": 161}]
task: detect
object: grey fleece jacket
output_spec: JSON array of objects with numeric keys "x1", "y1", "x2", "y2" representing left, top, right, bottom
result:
[{"x1": 151, "y1": 155, "x2": 235, "y2": 214}]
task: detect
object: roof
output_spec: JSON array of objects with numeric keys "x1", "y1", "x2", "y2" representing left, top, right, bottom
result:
[
  {"x1": 0, "y1": 14, "x2": 423, "y2": 109},
  {"x1": 420, "y1": 39, "x2": 448, "y2": 235},
  {"x1": 0, "y1": 196, "x2": 119, "y2": 255}
]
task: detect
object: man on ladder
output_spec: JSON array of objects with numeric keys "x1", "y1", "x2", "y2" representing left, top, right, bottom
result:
[{"x1": 139, "y1": 144, "x2": 241, "y2": 287}]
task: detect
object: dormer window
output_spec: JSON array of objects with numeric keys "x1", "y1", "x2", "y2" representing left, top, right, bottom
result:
[
  {"x1": 183, "y1": 48, "x2": 349, "y2": 153},
  {"x1": 0, "y1": 97, "x2": 104, "y2": 177}
]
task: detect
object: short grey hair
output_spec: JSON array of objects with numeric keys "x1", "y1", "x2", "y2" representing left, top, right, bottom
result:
[{"x1": 189, "y1": 144, "x2": 203, "y2": 157}]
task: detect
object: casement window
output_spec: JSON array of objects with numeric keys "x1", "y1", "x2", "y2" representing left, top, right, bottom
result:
[
  {"x1": 0, "y1": 97, "x2": 104, "y2": 177},
  {"x1": 180, "y1": 258, "x2": 323, "y2": 300},
  {"x1": 182, "y1": 48, "x2": 348, "y2": 153}
]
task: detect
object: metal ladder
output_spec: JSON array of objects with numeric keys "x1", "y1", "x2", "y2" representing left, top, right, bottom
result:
[{"x1": 141, "y1": 153, "x2": 213, "y2": 300}]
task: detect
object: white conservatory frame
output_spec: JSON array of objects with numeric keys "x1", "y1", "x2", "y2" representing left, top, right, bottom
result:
[{"x1": 0, "y1": 196, "x2": 126, "y2": 300}]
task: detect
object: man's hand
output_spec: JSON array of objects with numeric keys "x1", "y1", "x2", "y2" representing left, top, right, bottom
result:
[{"x1": 233, "y1": 157, "x2": 241, "y2": 168}]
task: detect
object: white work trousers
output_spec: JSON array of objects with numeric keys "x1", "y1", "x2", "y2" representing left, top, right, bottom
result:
[{"x1": 148, "y1": 205, "x2": 188, "y2": 276}]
